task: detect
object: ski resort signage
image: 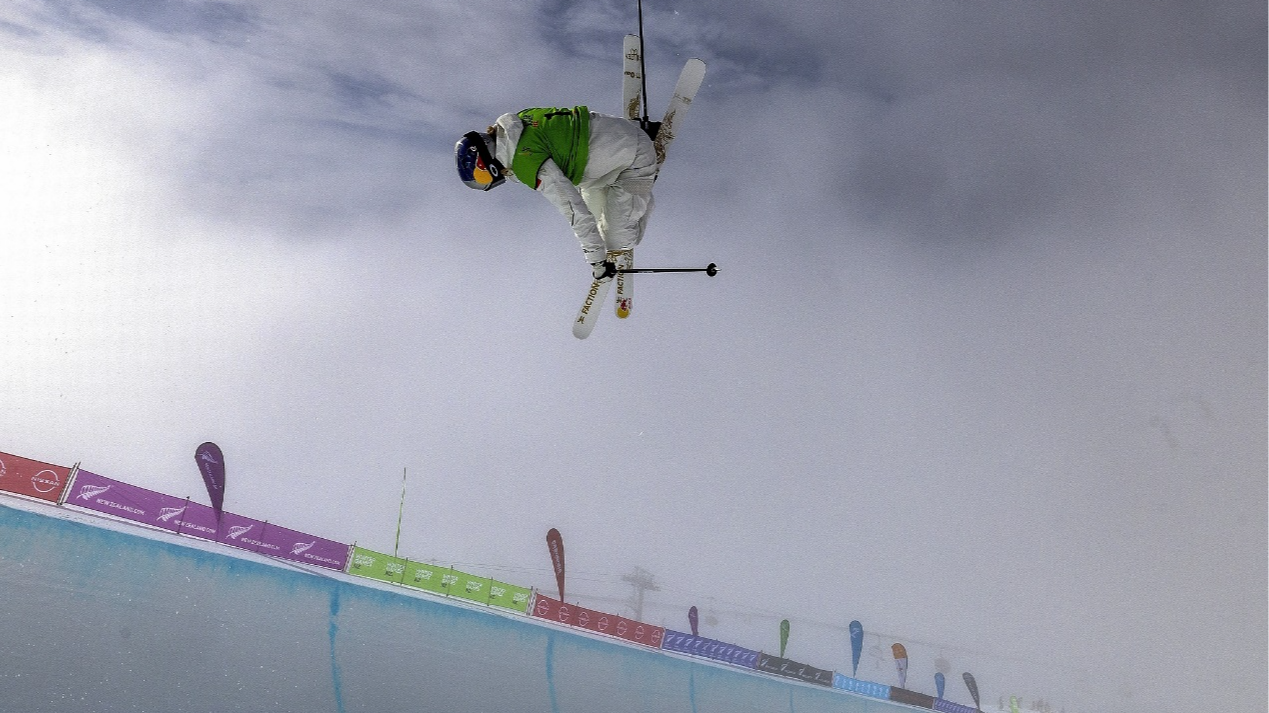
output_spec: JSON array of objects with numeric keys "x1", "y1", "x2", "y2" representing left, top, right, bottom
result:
[
  {"x1": 661, "y1": 630, "x2": 759, "y2": 669},
  {"x1": 347, "y1": 546, "x2": 532, "y2": 612},
  {"x1": 531, "y1": 594, "x2": 665, "y2": 648},
  {"x1": 0, "y1": 451, "x2": 70, "y2": 503},
  {"x1": 66, "y1": 470, "x2": 349, "y2": 571},
  {"x1": 756, "y1": 653, "x2": 834, "y2": 687}
]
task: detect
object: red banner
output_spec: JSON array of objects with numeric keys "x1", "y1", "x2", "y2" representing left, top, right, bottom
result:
[
  {"x1": 0, "y1": 451, "x2": 71, "y2": 503},
  {"x1": 531, "y1": 594, "x2": 664, "y2": 649}
]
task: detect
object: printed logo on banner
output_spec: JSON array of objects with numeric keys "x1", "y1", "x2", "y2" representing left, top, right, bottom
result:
[
  {"x1": 558, "y1": 605, "x2": 571, "y2": 623},
  {"x1": 31, "y1": 468, "x2": 61, "y2": 494},
  {"x1": 158, "y1": 506, "x2": 187, "y2": 523},
  {"x1": 465, "y1": 580, "x2": 482, "y2": 595},
  {"x1": 412, "y1": 569, "x2": 434, "y2": 583},
  {"x1": 291, "y1": 542, "x2": 315, "y2": 556},
  {"x1": 616, "y1": 620, "x2": 628, "y2": 637},
  {"x1": 77, "y1": 484, "x2": 112, "y2": 501},
  {"x1": 536, "y1": 599, "x2": 551, "y2": 616},
  {"x1": 0, "y1": 456, "x2": 7, "y2": 478},
  {"x1": 598, "y1": 616, "x2": 610, "y2": 632},
  {"x1": 512, "y1": 592, "x2": 529, "y2": 605},
  {"x1": 351, "y1": 553, "x2": 376, "y2": 569},
  {"x1": 226, "y1": 525, "x2": 253, "y2": 540},
  {"x1": 577, "y1": 610, "x2": 590, "y2": 628},
  {"x1": 385, "y1": 562, "x2": 405, "y2": 577}
]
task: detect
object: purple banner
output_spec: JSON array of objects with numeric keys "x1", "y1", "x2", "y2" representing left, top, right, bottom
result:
[
  {"x1": 67, "y1": 470, "x2": 349, "y2": 571},
  {"x1": 933, "y1": 698, "x2": 980, "y2": 713},
  {"x1": 661, "y1": 630, "x2": 759, "y2": 669}
]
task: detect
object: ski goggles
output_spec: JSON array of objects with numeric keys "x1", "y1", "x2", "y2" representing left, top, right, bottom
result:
[{"x1": 455, "y1": 131, "x2": 506, "y2": 190}]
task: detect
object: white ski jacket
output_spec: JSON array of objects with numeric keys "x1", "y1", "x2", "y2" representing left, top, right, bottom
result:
[{"x1": 493, "y1": 111, "x2": 657, "y2": 265}]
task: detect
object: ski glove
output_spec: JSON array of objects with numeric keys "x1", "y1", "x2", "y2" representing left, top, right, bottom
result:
[{"x1": 591, "y1": 260, "x2": 617, "y2": 283}]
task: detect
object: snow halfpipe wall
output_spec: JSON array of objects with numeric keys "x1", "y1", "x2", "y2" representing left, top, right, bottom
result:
[{"x1": 1, "y1": 495, "x2": 942, "y2": 713}]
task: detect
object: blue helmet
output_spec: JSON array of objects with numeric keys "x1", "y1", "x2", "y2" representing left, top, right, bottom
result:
[{"x1": 455, "y1": 131, "x2": 506, "y2": 190}]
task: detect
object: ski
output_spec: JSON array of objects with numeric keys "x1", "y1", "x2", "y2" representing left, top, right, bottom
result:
[
  {"x1": 572, "y1": 276, "x2": 613, "y2": 340},
  {"x1": 613, "y1": 249, "x2": 634, "y2": 318},
  {"x1": 622, "y1": 34, "x2": 643, "y2": 122},
  {"x1": 654, "y1": 58, "x2": 706, "y2": 166}
]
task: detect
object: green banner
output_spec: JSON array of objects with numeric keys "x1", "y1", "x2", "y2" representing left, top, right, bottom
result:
[
  {"x1": 345, "y1": 547, "x2": 531, "y2": 613},
  {"x1": 447, "y1": 571, "x2": 492, "y2": 604},
  {"x1": 488, "y1": 580, "x2": 533, "y2": 613},
  {"x1": 348, "y1": 547, "x2": 407, "y2": 584},
  {"x1": 402, "y1": 561, "x2": 450, "y2": 595}
]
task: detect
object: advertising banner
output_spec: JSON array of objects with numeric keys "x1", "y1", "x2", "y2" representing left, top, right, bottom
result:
[
  {"x1": 849, "y1": 620, "x2": 864, "y2": 677},
  {"x1": 889, "y1": 687, "x2": 936, "y2": 709},
  {"x1": 67, "y1": 470, "x2": 349, "y2": 570},
  {"x1": 403, "y1": 561, "x2": 450, "y2": 595},
  {"x1": 0, "y1": 451, "x2": 71, "y2": 503},
  {"x1": 933, "y1": 698, "x2": 980, "y2": 713},
  {"x1": 447, "y1": 570, "x2": 493, "y2": 604},
  {"x1": 348, "y1": 547, "x2": 408, "y2": 584},
  {"x1": 67, "y1": 470, "x2": 196, "y2": 531},
  {"x1": 832, "y1": 674, "x2": 891, "y2": 700},
  {"x1": 661, "y1": 630, "x2": 759, "y2": 669},
  {"x1": 487, "y1": 580, "x2": 532, "y2": 613},
  {"x1": 530, "y1": 595, "x2": 664, "y2": 648},
  {"x1": 194, "y1": 442, "x2": 225, "y2": 521},
  {"x1": 755, "y1": 653, "x2": 833, "y2": 687},
  {"x1": 210, "y1": 512, "x2": 348, "y2": 571}
]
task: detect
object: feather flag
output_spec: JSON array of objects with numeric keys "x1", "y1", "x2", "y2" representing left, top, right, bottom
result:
[
  {"x1": 779, "y1": 619, "x2": 790, "y2": 658},
  {"x1": 963, "y1": 672, "x2": 982, "y2": 710},
  {"x1": 935, "y1": 672, "x2": 946, "y2": 699},
  {"x1": 849, "y1": 621, "x2": 864, "y2": 677},
  {"x1": 546, "y1": 528, "x2": 565, "y2": 601},
  {"x1": 892, "y1": 643, "x2": 908, "y2": 688},
  {"x1": 688, "y1": 606, "x2": 699, "y2": 636},
  {"x1": 194, "y1": 443, "x2": 225, "y2": 523}
]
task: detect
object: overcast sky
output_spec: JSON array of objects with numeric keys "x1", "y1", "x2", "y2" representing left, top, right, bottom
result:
[{"x1": 2, "y1": 1, "x2": 1265, "y2": 711}]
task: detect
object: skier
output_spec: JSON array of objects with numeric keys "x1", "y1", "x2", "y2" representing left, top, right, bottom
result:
[{"x1": 455, "y1": 106, "x2": 657, "y2": 283}]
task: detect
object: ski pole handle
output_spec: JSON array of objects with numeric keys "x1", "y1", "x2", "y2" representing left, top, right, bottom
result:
[{"x1": 616, "y1": 263, "x2": 719, "y2": 276}]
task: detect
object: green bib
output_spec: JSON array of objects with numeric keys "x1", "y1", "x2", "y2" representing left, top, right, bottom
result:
[{"x1": 511, "y1": 107, "x2": 590, "y2": 187}]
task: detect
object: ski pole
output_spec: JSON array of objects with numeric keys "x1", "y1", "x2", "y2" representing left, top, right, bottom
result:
[{"x1": 617, "y1": 263, "x2": 719, "y2": 276}]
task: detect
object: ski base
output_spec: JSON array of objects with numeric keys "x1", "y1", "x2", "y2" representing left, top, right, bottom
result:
[{"x1": 573, "y1": 277, "x2": 614, "y2": 339}]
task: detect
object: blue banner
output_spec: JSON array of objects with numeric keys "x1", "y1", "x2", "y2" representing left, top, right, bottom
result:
[
  {"x1": 936, "y1": 672, "x2": 945, "y2": 699},
  {"x1": 832, "y1": 674, "x2": 890, "y2": 700},
  {"x1": 660, "y1": 630, "x2": 758, "y2": 669}
]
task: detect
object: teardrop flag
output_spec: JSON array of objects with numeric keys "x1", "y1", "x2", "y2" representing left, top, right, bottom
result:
[
  {"x1": 963, "y1": 672, "x2": 981, "y2": 710},
  {"x1": 779, "y1": 619, "x2": 790, "y2": 658},
  {"x1": 849, "y1": 620, "x2": 864, "y2": 677},
  {"x1": 935, "y1": 672, "x2": 946, "y2": 699},
  {"x1": 194, "y1": 442, "x2": 225, "y2": 522},
  {"x1": 688, "y1": 606, "x2": 699, "y2": 637},
  {"x1": 546, "y1": 528, "x2": 565, "y2": 601},
  {"x1": 892, "y1": 643, "x2": 908, "y2": 688}
]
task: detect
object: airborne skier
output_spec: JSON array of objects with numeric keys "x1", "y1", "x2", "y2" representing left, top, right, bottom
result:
[{"x1": 455, "y1": 107, "x2": 658, "y2": 284}]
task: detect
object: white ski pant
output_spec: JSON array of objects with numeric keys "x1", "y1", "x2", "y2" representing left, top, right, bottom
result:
[{"x1": 579, "y1": 116, "x2": 658, "y2": 254}]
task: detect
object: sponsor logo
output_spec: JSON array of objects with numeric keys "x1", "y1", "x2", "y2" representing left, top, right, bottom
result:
[
  {"x1": 291, "y1": 541, "x2": 315, "y2": 556},
  {"x1": 577, "y1": 610, "x2": 590, "y2": 627},
  {"x1": 226, "y1": 524, "x2": 254, "y2": 540},
  {"x1": 386, "y1": 562, "x2": 405, "y2": 576},
  {"x1": 77, "y1": 484, "x2": 112, "y2": 501},
  {"x1": 616, "y1": 620, "x2": 628, "y2": 637},
  {"x1": 0, "y1": 456, "x2": 7, "y2": 477},
  {"x1": 558, "y1": 605, "x2": 571, "y2": 623},
  {"x1": 490, "y1": 586, "x2": 506, "y2": 599},
  {"x1": 157, "y1": 506, "x2": 187, "y2": 522},
  {"x1": 512, "y1": 592, "x2": 529, "y2": 604},
  {"x1": 635, "y1": 625, "x2": 646, "y2": 640},
  {"x1": 352, "y1": 553, "x2": 377, "y2": 569},
  {"x1": 441, "y1": 573, "x2": 459, "y2": 588},
  {"x1": 411, "y1": 568, "x2": 435, "y2": 582},
  {"x1": 464, "y1": 580, "x2": 482, "y2": 594},
  {"x1": 31, "y1": 468, "x2": 62, "y2": 494},
  {"x1": 598, "y1": 616, "x2": 610, "y2": 632},
  {"x1": 536, "y1": 599, "x2": 550, "y2": 616}
]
